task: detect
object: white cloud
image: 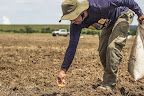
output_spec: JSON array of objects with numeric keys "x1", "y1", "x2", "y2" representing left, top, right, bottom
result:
[
  {"x1": 2, "y1": 16, "x2": 11, "y2": 25},
  {"x1": 51, "y1": 0, "x2": 64, "y2": 3},
  {"x1": 15, "y1": 0, "x2": 33, "y2": 3}
]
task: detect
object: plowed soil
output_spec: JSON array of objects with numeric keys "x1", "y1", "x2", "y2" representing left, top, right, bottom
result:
[{"x1": 0, "y1": 34, "x2": 144, "y2": 96}]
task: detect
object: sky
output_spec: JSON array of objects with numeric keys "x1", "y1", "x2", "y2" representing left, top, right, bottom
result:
[{"x1": 0, "y1": 0, "x2": 144, "y2": 25}]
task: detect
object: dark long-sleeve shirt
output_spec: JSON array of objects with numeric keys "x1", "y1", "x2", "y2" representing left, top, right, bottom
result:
[{"x1": 61, "y1": 0, "x2": 143, "y2": 70}]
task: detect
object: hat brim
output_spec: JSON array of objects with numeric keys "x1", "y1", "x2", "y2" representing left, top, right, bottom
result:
[{"x1": 60, "y1": 1, "x2": 89, "y2": 20}]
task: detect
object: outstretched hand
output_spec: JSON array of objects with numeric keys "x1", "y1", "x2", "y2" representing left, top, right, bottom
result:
[
  {"x1": 138, "y1": 14, "x2": 144, "y2": 24},
  {"x1": 56, "y1": 69, "x2": 66, "y2": 87}
]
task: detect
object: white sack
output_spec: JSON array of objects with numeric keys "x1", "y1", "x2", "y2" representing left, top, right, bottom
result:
[{"x1": 128, "y1": 22, "x2": 144, "y2": 81}]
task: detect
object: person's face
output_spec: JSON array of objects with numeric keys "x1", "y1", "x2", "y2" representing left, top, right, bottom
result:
[{"x1": 70, "y1": 13, "x2": 84, "y2": 24}]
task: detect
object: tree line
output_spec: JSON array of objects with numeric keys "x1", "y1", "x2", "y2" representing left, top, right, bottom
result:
[
  {"x1": 0, "y1": 26, "x2": 54, "y2": 34},
  {"x1": 0, "y1": 25, "x2": 137, "y2": 35},
  {"x1": 81, "y1": 28, "x2": 137, "y2": 35}
]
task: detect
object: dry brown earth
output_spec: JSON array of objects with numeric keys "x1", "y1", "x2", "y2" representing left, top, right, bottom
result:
[{"x1": 0, "y1": 34, "x2": 144, "y2": 96}]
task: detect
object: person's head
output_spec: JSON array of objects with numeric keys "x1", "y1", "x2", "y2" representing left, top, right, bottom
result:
[{"x1": 59, "y1": 0, "x2": 89, "y2": 24}]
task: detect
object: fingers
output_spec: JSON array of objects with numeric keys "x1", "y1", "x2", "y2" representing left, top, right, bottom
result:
[
  {"x1": 56, "y1": 69, "x2": 66, "y2": 87},
  {"x1": 138, "y1": 18, "x2": 142, "y2": 24},
  {"x1": 56, "y1": 76, "x2": 65, "y2": 87},
  {"x1": 56, "y1": 77, "x2": 61, "y2": 85},
  {"x1": 139, "y1": 20, "x2": 142, "y2": 25},
  {"x1": 138, "y1": 15, "x2": 144, "y2": 24},
  {"x1": 138, "y1": 19, "x2": 143, "y2": 25},
  {"x1": 139, "y1": 20, "x2": 144, "y2": 25}
]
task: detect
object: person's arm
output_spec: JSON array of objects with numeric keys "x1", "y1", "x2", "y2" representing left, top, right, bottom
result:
[
  {"x1": 56, "y1": 24, "x2": 82, "y2": 86},
  {"x1": 61, "y1": 24, "x2": 82, "y2": 71},
  {"x1": 112, "y1": 0, "x2": 143, "y2": 17}
]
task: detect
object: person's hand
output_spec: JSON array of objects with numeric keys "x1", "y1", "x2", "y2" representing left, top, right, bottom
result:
[
  {"x1": 56, "y1": 68, "x2": 66, "y2": 87},
  {"x1": 138, "y1": 14, "x2": 144, "y2": 24}
]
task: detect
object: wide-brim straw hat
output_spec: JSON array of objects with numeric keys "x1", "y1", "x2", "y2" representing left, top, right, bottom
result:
[{"x1": 59, "y1": 0, "x2": 89, "y2": 22}]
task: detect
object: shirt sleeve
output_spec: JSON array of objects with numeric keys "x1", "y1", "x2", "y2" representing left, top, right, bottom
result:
[
  {"x1": 61, "y1": 24, "x2": 82, "y2": 70},
  {"x1": 112, "y1": 0, "x2": 143, "y2": 17}
]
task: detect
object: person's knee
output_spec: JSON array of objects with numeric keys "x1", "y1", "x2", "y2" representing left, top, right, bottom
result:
[
  {"x1": 108, "y1": 36, "x2": 127, "y2": 52},
  {"x1": 113, "y1": 21, "x2": 129, "y2": 37},
  {"x1": 107, "y1": 42, "x2": 115, "y2": 52},
  {"x1": 107, "y1": 41, "x2": 123, "y2": 61}
]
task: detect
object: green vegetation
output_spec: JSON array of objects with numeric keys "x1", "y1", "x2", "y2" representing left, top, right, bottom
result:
[
  {"x1": 81, "y1": 28, "x2": 101, "y2": 35},
  {"x1": 0, "y1": 25, "x2": 70, "y2": 34},
  {"x1": 0, "y1": 25, "x2": 137, "y2": 35},
  {"x1": 129, "y1": 28, "x2": 137, "y2": 36},
  {"x1": 0, "y1": 24, "x2": 101, "y2": 35},
  {"x1": 0, "y1": 25, "x2": 70, "y2": 31}
]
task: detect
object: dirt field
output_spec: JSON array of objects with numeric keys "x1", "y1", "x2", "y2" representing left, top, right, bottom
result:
[{"x1": 0, "y1": 33, "x2": 144, "y2": 96}]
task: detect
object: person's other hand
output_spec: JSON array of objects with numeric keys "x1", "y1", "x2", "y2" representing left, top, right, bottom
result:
[
  {"x1": 56, "y1": 68, "x2": 66, "y2": 87},
  {"x1": 138, "y1": 14, "x2": 144, "y2": 24}
]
